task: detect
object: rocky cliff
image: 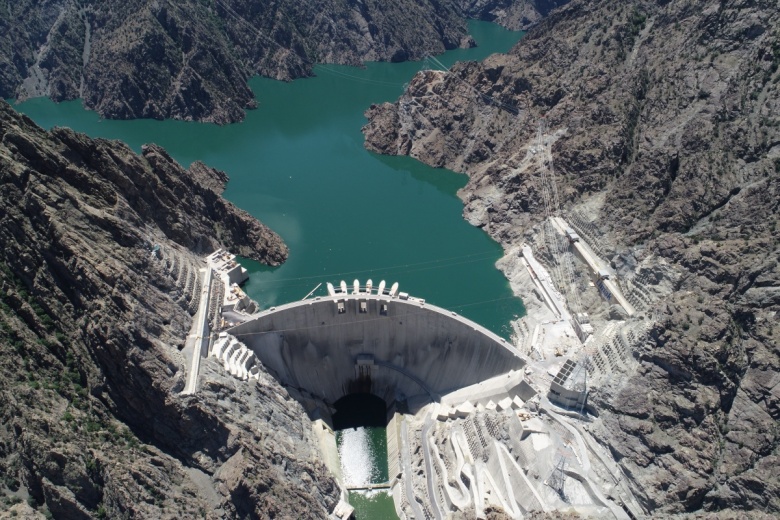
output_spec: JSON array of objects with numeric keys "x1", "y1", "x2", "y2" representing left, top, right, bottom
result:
[
  {"x1": 0, "y1": 99, "x2": 340, "y2": 519},
  {"x1": 364, "y1": 0, "x2": 779, "y2": 516},
  {"x1": 459, "y1": 0, "x2": 570, "y2": 31},
  {"x1": 0, "y1": 0, "x2": 561, "y2": 124}
]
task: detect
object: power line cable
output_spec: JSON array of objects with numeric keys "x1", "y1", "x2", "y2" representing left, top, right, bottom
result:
[
  {"x1": 315, "y1": 64, "x2": 406, "y2": 87},
  {"x1": 249, "y1": 248, "x2": 503, "y2": 286}
]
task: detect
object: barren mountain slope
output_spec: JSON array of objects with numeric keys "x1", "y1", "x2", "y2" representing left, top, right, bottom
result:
[
  {"x1": 0, "y1": 100, "x2": 340, "y2": 519},
  {"x1": 0, "y1": 0, "x2": 563, "y2": 124},
  {"x1": 364, "y1": 0, "x2": 779, "y2": 515}
]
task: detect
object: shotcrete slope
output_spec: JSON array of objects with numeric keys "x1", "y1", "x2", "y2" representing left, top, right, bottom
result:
[
  {"x1": 0, "y1": 100, "x2": 338, "y2": 519},
  {"x1": 364, "y1": 0, "x2": 779, "y2": 515}
]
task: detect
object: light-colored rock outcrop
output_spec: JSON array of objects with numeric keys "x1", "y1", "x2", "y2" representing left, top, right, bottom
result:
[{"x1": 364, "y1": 0, "x2": 780, "y2": 515}]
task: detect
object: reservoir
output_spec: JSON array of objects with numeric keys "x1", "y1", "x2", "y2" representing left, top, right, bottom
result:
[
  {"x1": 14, "y1": 20, "x2": 524, "y2": 519},
  {"x1": 13, "y1": 20, "x2": 525, "y2": 338}
]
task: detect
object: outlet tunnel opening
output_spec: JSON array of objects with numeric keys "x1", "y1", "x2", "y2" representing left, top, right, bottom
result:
[{"x1": 333, "y1": 393, "x2": 388, "y2": 430}]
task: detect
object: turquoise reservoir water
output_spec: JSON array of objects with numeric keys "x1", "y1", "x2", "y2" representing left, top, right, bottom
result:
[{"x1": 13, "y1": 20, "x2": 525, "y2": 338}]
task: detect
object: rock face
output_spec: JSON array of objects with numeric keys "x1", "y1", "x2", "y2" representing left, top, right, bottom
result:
[
  {"x1": 0, "y1": 99, "x2": 338, "y2": 518},
  {"x1": 365, "y1": 0, "x2": 779, "y2": 516},
  {"x1": 0, "y1": 0, "x2": 562, "y2": 124},
  {"x1": 459, "y1": 0, "x2": 570, "y2": 31}
]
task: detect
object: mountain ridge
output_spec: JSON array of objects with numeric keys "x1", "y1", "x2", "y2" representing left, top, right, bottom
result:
[
  {"x1": 1, "y1": 0, "x2": 566, "y2": 124},
  {"x1": 363, "y1": 0, "x2": 779, "y2": 515},
  {"x1": 0, "y1": 99, "x2": 341, "y2": 519}
]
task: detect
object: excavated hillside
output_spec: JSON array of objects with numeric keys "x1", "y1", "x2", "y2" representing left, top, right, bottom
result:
[
  {"x1": 0, "y1": 0, "x2": 564, "y2": 124},
  {"x1": 0, "y1": 100, "x2": 342, "y2": 519},
  {"x1": 364, "y1": 0, "x2": 779, "y2": 516}
]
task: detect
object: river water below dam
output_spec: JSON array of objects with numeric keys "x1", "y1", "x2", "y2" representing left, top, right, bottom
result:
[
  {"x1": 338, "y1": 427, "x2": 396, "y2": 519},
  {"x1": 14, "y1": 20, "x2": 524, "y2": 518},
  {"x1": 334, "y1": 394, "x2": 395, "y2": 518}
]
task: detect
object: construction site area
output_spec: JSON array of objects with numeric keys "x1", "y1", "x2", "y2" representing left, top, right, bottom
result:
[{"x1": 148, "y1": 123, "x2": 669, "y2": 519}]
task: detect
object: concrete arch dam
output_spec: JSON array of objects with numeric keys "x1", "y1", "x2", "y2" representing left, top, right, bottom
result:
[{"x1": 228, "y1": 291, "x2": 527, "y2": 407}]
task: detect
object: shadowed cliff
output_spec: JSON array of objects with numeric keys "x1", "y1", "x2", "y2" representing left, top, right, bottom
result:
[{"x1": 0, "y1": 100, "x2": 339, "y2": 519}]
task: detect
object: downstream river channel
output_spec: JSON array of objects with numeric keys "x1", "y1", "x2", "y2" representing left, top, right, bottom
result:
[{"x1": 15, "y1": 20, "x2": 524, "y2": 519}]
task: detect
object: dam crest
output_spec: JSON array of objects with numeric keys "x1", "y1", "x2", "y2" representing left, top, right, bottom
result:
[{"x1": 226, "y1": 280, "x2": 528, "y2": 410}]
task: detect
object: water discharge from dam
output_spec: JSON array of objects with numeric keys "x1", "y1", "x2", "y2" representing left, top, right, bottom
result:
[
  {"x1": 13, "y1": 21, "x2": 526, "y2": 518},
  {"x1": 337, "y1": 428, "x2": 396, "y2": 519},
  {"x1": 333, "y1": 394, "x2": 396, "y2": 519}
]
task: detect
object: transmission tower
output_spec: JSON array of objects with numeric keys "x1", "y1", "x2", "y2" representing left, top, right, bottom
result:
[
  {"x1": 546, "y1": 452, "x2": 569, "y2": 502},
  {"x1": 536, "y1": 120, "x2": 584, "y2": 317}
]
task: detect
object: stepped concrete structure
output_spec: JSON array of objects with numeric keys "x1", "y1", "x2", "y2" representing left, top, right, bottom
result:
[{"x1": 211, "y1": 276, "x2": 645, "y2": 519}]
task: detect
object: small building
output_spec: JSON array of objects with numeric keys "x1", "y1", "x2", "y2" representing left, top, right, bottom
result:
[
  {"x1": 572, "y1": 313, "x2": 594, "y2": 342},
  {"x1": 207, "y1": 249, "x2": 249, "y2": 285},
  {"x1": 454, "y1": 401, "x2": 475, "y2": 418},
  {"x1": 548, "y1": 359, "x2": 587, "y2": 411},
  {"x1": 333, "y1": 500, "x2": 355, "y2": 519},
  {"x1": 222, "y1": 262, "x2": 249, "y2": 285}
]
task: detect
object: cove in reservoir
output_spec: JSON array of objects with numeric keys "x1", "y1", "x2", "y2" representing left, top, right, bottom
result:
[{"x1": 14, "y1": 20, "x2": 525, "y2": 339}]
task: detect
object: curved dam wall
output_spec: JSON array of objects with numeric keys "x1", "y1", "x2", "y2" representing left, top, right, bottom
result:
[{"x1": 228, "y1": 293, "x2": 527, "y2": 405}]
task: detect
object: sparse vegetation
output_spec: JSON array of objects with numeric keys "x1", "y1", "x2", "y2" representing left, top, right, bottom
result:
[{"x1": 630, "y1": 9, "x2": 647, "y2": 34}]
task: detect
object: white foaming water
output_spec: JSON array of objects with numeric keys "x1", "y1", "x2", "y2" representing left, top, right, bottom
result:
[{"x1": 339, "y1": 427, "x2": 376, "y2": 487}]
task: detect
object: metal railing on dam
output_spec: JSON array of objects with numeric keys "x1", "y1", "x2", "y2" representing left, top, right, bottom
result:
[{"x1": 227, "y1": 287, "x2": 528, "y2": 406}]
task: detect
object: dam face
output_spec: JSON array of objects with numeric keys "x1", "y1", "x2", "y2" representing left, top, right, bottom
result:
[
  {"x1": 228, "y1": 289, "x2": 527, "y2": 408},
  {"x1": 209, "y1": 275, "x2": 641, "y2": 519}
]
